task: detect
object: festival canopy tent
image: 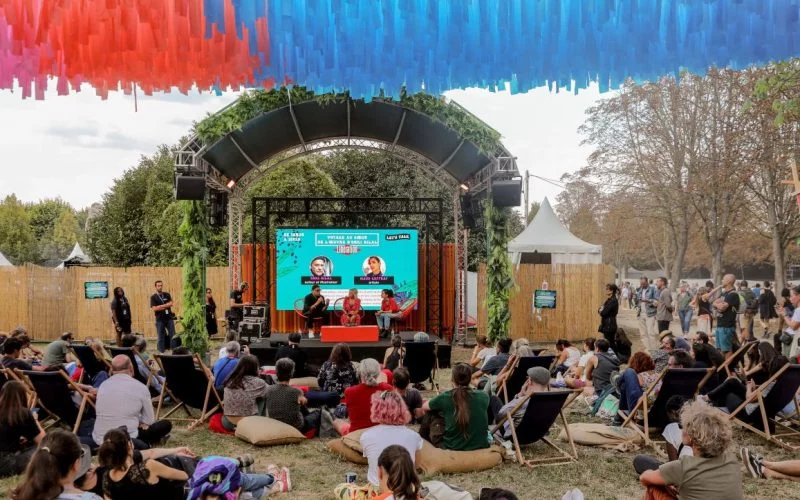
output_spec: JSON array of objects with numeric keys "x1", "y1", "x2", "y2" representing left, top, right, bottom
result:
[
  {"x1": 56, "y1": 243, "x2": 91, "y2": 269},
  {"x1": 508, "y1": 198, "x2": 602, "y2": 265},
  {"x1": 0, "y1": 250, "x2": 13, "y2": 267},
  {"x1": 1, "y1": 1, "x2": 799, "y2": 99}
]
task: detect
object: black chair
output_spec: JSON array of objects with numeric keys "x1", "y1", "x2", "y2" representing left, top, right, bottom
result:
[
  {"x1": 109, "y1": 347, "x2": 152, "y2": 388},
  {"x1": 620, "y1": 368, "x2": 711, "y2": 448},
  {"x1": 491, "y1": 390, "x2": 577, "y2": 467},
  {"x1": 71, "y1": 345, "x2": 110, "y2": 384},
  {"x1": 499, "y1": 355, "x2": 556, "y2": 403},
  {"x1": 402, "y1": 341, "x2": 439, "y2": 393},
  {"x1": 155, "y1": 354, "x2": 222, "y2": 430},
  {"x1": 716, "y1": 342, "x2": 755, "y2": 377},
  {"x1": 724, "y1": 364, "x2": 800, "y2": 451},
  {"x1": 19, "y1": 369, "x2": 94, "y2": 434}
]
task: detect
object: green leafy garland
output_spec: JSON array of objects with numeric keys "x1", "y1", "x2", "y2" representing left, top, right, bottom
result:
[
  {"x1": 194, "y1": 87, "x2": 502, "y2": 155},
  {"x1": 485, "y1": 201, "x2": 514, "y2": 342},
  {"x1": 178, "y1": 200, "x2": 209, "y2": 354}
]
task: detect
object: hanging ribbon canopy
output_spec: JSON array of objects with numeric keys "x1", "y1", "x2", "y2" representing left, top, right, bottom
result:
[{"x1": 1, "y1": 0, "x2": 799, "y2": 100}]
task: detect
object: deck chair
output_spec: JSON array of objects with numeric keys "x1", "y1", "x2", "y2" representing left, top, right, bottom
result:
[
  {"x1": 71, "y1": 345, "x2": 111, "y2": 384},
  {"x1": 0, "y1": 367, "x2": 36, "y2": 407},
  {"x1": 490, "y1": 390, "x2": 577, "y2": 468},
  {"x1": 17, "y1": 369, "x2": 95, "y2": 434},
  {"x1": 724, "y1": 364, "x2": 800, "y2": 451},
  {"x1": 401, "y1": 341, "x2": 439, "y2": 393},
  {"x1": 498, "y1": 355, "x2": 556, "y2": 403},
  {"x1": 620, "y1": 368, "x2": 710, "y2": 448},
  {"x1": 109, "y1": 347, "x2": 153, "y2": 388},
  {"x1": 716, "y1": 341, "x2": 755, "y2": 377},
  {"x1": 154, "y1": 354, "x2": 222, "y2": 430}
]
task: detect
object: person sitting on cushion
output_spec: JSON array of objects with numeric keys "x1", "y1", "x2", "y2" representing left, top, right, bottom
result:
[
  {"x1": 422, "y1": 363, "x2": 489, "y2": 451},
  {"x1": 639, "y1": 400, "x2": 742, "y2": 499},
  {"x1": 264, "y1": 358, "x2": 321, "y2": 433},
  {"x1": 212, "y1": 341, "x2": 241, "y2": 391},
  {"x1": 392, "y1": 366, "x2": 425, "y2": 423},
  {"x1": 333, "y1": 358, "x2": 392, "y2": 435},
  {"x1": 382, "y1": 335, "x2": 405, "y2": 372},
  {"x1": 221, "y1": 355, "x2": 267, "y2": 432},
  {"x1": 275, "y1": 333, "x2": 307, "y2": 377},
  {"x1": 317, "y1": 343, "x2": 359, "y2": 397}
]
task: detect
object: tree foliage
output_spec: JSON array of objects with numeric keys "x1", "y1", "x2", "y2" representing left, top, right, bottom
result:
[
  {"x1": 0, "y1": 195, "x2": 38, "y2": 264},
  {"x1": 485, "y1": 201, "x2": 513, "y2": 342},
  {"x1": 179, "y1": 200, "x2": 209, "y2": 354}
]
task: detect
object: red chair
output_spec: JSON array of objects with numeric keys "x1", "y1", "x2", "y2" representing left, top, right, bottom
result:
[
  {"x1": 333, "y1": 297, "x2": 364, "y2": 326},
  {"x1": 294, "y1": 298, "x2": 325, "y2": 334},
  {"x1": 390, "y1": 298, "x2": 417, "y2": 332}
]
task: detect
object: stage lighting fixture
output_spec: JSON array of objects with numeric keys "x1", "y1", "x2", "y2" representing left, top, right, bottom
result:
[
  {"x1": 227, "y1": 179, "x2": 236, "y2": 189},
  {"x1": 460, "y1": 183, "x2": 469, "y2": 191}
]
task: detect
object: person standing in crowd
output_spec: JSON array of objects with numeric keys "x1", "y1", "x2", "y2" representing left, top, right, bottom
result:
[
  {"x1": 704, "y1": 274, "x2": 740, "y2": 360},
  {"x1": 676, "y1": 283, "x2": 694, "y2": 336},
  {"x1": 150, "y1": 280, "x2": 175, "y2": 353},
  {"x1": 110, "y1": 287, "x2": 132, "y2": 347},
  {"x1": 302, "y1": 285, "x2": 328, "y2": 338},
  {"x1": 598, "y1": 283, "x2": 619, "y2": 348},
  {"x1": 655, "y1": 277, "x2": 673, "y2": 334},
  {"x1": 621, "y1": 282, "x2": 631, "y2": 309},
  {"x1": 228, "y1": 282, "x2": 249, "y2": 333},
  {"x1": 693, "y1": 281, "x2": 715, "y2": 339},
  {"x1": 738, "y1": 280, "x2": 757, "y2": 341},
  {"x1": 778, "y1": 285, "x2": 800, "y2": 358},
  {"x1": 635, "y1": 277, "x2": 659, "y2": 350},
  {"x1": 758, "y1": 281, "x2": 778, "y2": 339},
  {"x1": 205, "y1": 288, "x2": 218, "y2": 337}
]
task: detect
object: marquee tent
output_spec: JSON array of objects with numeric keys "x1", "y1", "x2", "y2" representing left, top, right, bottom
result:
[
  {"x1": 56, "y1": 243, "x2": 91, "y2": 269},
  {"x1": 0, "y1": 250, "x2": 13, "y2": 267},
  {"x1": 508, "y1": 198, "x2": 602, "y2": 265}
]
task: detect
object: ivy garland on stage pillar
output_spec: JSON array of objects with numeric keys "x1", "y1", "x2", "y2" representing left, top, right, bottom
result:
[
  {"x1": 485, "y1": 200, "x2": 514, "y2": 342},
  {"x1": 179, "y1": 200, "x2": 209, "y2": 355}
]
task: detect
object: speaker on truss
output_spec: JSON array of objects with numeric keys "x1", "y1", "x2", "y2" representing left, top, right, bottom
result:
[
  {"x1": 208, "y1": 190, "x2": 228, "y2": 227},
  {"x1": 491, "y1": 178, "x2": 522, "y2": 207},
  {"x1": 175, "y1": 175, "x2": 206, "y2": 200},
  {"x1": 460, "y1": 194, "x2": 477, "y2": 229}
]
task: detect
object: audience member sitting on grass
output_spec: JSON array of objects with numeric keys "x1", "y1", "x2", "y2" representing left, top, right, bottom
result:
[
  {"x1": 585, "y1": 339, "x2": 620, "y2": 396},
  {"x1": 0, "y1": 381, "x2": 45, "y2": 479},
  {"x1": 554, "y1": 339, "x2": 581, "y2": 375},
  {"x1": 221, "y1": 354, "x2": 267, "y2": 431},
  {"x1": 470, "y1": 335, "x2": 495, "y2": 369},
  {"x1": 212, "y1": 341, "x2": 241, "y2": 391},
  {"x1": 704, "y1": 356, "x2": 789, "y2": 424},
  {"x1": 383, "y1": 335, "x2": 405, "y2": 371},
  {"x1": 473, "y1": 338, "x2": 512, "y2": 393},
  {"x1": 741, "y1": 448, "x2": 800, "y2": 482},
  {"x1": 615, "y1": 351, "x2": 660, "y2": 425},
  {"x1": 92, "y1": 355, "x2": 172, "y2": 449},
  {"x1": 9, "y1": 429, "x2": 101, "y2": 500},
  {"x1": 563, "y1": 338, "x2": 595, "y2": 390},
  {"x1": 632, "y1": 395, "x2": 693, "y2": 474},
  {"x1": 42, "y1": 332, "x2": 76, "y2": 369},
  {"x1": 614, "y1": 328, "x2": 633, "y2": 364},
  {"x1": 265, "y1": 358, "x2": 321, "y2": 433},
  {"x1": 422, "y1": 363, "x2": 489, "y2": 451},
  {"x1": 333, "y1": 358, "x2": 392, "y2": 435},
  {"x1": 393, "y1": 366, "x2": 425, "y2": 422},
  {"x1": 1, "y1": 337, "x2": 43, "y2": 371},
  {"x1": 188, "y1": 455, "x2": 291, "y2": 500},
  {"x1": 668, "y1": 350, "x2": 694, "y2": 369},
  {"x1": 275, "y1": 333, "x2": 307, "y2": 377},
  {"x1": 639, "y1": 400, "x2": 742, "y2": 500},
  {"x1": 375, "y1": 445, "x2": 423, "y2": 500},
  {"x1": 317, "y1": 343, "x2": 359, "y2": 396},
  {"x1": 743, "y1": 342, "x2": 778, "y2": 385},
  {"x1": 491, "y1": 366, "x2": 550, "y2": 438},
  {"x1": 361, "y1": 391, "x2": 424, "y2": 489}
]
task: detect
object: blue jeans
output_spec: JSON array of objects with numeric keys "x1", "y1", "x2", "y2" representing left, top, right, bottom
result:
[
  {"x1": 377, "y1": 313, "x2": 400, "y2": 329},
  {"x1": 241, "y1": 472, "x2": 275, "y2": 498},
  {"x1": 678, "y1": 308, "x2": 693, "y2": 335},
  {"x1": 155, "y1": 318, "x2": 176, "y2": 353},
  {"x1": 617, "y1": 368, "x2": 643, "y2": 413}
]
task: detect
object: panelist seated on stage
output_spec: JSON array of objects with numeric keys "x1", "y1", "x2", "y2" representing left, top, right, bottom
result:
[
  {"x1": 376, "y1": 289, "x2": 401, "y2": 338},
  {"x1": 302, "y1": 285, "x2": 329, "y2": 337},
  {"x1": 341, "y1": 288, "x2": 362, "y2": 327}
]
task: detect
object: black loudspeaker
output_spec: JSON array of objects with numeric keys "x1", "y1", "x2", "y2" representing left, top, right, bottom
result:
[
  {"x1": 175, "y1": 175, "x2": 206, "y2": 200},
  {"x1": 491, "y1": 178, "x2": 522, "y2": 207},
  {"x1": 461, "y1": 194, "x2": 476, "y2": 229}
]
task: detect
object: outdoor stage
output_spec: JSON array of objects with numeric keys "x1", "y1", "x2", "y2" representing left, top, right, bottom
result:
[{"x1": 247, "y1": 331, "x2": 451, "y2": 375}]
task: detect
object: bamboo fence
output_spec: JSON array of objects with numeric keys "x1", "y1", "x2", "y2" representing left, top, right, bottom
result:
[
  {"x1": 0, "y1": 265, "x2": 229, "y2": 342},
  {"x1": 477, "y1": 263, "x2": 614, "y2": 343}
]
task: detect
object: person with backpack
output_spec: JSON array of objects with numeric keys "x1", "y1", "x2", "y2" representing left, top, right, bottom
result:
[
  {"x1": 704, "y1": 274, "x2": 741, "y2": 360},
  {"x1": 757, "y1": 281, "x2": 778, "y2": 339},
  {"x1": 738, "y1": 281, "x2": 757, "y2": 341}
]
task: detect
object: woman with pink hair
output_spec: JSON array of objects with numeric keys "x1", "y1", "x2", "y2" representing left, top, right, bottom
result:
[{"x1": 360, "y1": 390, "x2": 423, "y2": 487}]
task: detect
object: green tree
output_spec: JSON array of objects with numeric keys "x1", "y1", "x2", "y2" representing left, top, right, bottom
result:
[
  {"x1": 179, "y1": 200, "x2": 209, "y2": 354},
  {"x1": 0, "y1": 195, "x2": 38, "y2": 264},
  {"x1": 51, "y1": 209, "x2": 80, "y2": 258},
  {"x1": 485, "y1": 201, "x2": 514, "y2": 342},
  {"x1": 526, "y1": 201, "x2": 541, "y2": 224}
]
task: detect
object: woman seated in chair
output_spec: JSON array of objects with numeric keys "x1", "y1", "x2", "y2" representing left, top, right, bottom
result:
[
  {"x1": 421, "y1": 363, "x2": 490, "y2": 451},
  {"x1": 376, "y1": 289, "x2": 401, "y2": 338},
  {"x1": 221, "y1": 355, "x2": 267, "y2": 431},
  {"x1": 0, "y1": 381, "x2": 45, "y2": 479},
  {"x1": 341, "y1": 288, "x2": 362, "y2": 326},
  {"x1": 743, "y1": 342, "x2": 778, "y2": 385},
  {"x1": 333, "y1": 358, "x2": 392, "y2": 435},
  {"x1": 383, "y1": 335, "x2": 405, "y2": 371},
  {"x1": 704, "y1": 356, "x2": 789, "y2": 424}
]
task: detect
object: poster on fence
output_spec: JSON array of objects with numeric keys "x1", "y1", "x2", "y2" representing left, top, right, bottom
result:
[
  {"x1": 84, "y1": 281, "x2": 109, "y2": 299},
  {"x1": 533, "y1": 289, "x2": 557, "y2": 309}
]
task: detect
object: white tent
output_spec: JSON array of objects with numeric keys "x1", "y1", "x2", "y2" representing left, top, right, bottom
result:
[
  {"x1": 508, "y1": 197, "x2": 602, "y2": 264},
  {"x1": 0, "y1": 250, "x2": 13, "y2": 267},
  {"x1": 56, "y1": 242, "x2": 91, "y2": 269}
]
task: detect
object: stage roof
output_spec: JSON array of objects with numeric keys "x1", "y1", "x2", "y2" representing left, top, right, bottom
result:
[{"x1": 2, "y1": 0, "x2": 799, "y2": 99}]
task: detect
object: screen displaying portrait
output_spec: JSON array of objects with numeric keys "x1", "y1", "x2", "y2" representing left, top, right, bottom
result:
[{"x1": 275, "y1": 228, "x2": 419, "y2": 310}]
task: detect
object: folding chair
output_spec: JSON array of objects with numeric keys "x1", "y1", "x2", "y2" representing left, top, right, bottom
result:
[
  {"x1": 716, "y1": 342, "x2": 755, "y2": 378},
  {"x1": 17, "y1": 369, "x2": 95, "y2": 434},
  {"x1": 71, "y1": 345, "x2": 111, "y2": 384},
  {"x1": 155, "y1": 354, "x2": 223, "y2": 430},
  {"x1": 491, "y1": 390, "x2": 577, "y2": 468},
  {"x1": 109, "y1": 347, "x2": 153, "y2": 388},
  {"x1": 497, "y1": 355, "x2": 556, "y2": 404},
  {"x1": 401, "y1": 341, "x2": 439, "y2": 393},
  {"x1": 620, "y1": 368, "x2": 711, "y2": 449},
  {"x1": 724, "y1": 364, "x2": 800, "y2": 451}
]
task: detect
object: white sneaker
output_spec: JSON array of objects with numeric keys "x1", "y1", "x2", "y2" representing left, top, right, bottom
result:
[{"x1": 307, "y1": 330, "x2": 315, "y2": 339}]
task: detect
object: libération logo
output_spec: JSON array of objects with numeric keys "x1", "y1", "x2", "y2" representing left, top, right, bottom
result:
[{"x1": 334, "y1": 245, "x2": 361, "y2": 255}]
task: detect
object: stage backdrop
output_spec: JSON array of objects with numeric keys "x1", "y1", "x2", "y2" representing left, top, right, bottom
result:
[
  {"x1": 0, "y1": 265, "x2": 229, "y2": 342},
  {"x1": 275, "y1": 228, "x2": 419, "y2": 310},
  {"x1": 477, "y1": 263, "x2": 614, "y2": 343},
  {"x1": 238, "y1": 243, "x2": 455, "y2": 336}
]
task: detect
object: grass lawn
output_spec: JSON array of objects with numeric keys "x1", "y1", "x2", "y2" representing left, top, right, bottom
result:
[{"x1": 2, "y1": 309, "x2": 798, "y2": 499}]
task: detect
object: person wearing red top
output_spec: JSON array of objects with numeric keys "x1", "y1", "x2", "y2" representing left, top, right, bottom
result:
[
  {"x1": 376, "y1": 289, "x2": 401, "y2": 338},
  {"x1": 333, "y1": 358, "x2": 392, "y2": 435},
  {"x1": 341, "y1": 289, "x2": 362, "y2": 326}
]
